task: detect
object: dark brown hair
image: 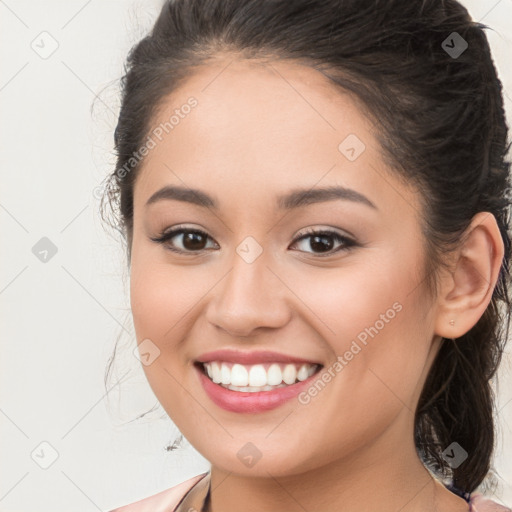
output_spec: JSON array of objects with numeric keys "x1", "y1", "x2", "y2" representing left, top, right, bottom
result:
[{"x1": 101, "y1": 0, "x2": 512, "y2": 494}]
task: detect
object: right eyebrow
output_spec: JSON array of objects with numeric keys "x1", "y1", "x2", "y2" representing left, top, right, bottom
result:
[{"x1": 145, "y1": 185, "x2": 217, "y2": 209}]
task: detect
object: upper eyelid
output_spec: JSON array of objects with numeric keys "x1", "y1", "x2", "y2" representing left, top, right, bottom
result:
[
  {"x1": 296, "y1": 226, "x2": 353, "y2": 238},
  {"x1": 160, "y1": 225, "x2": 353, "y2": 241},
  {"x1": 155, "y1": 226, "x2": 355, "y2": 253}
]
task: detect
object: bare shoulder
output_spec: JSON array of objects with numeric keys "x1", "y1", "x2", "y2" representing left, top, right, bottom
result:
[{"x1": 108, "y1": 473, "x2": 209, "y2": 512}]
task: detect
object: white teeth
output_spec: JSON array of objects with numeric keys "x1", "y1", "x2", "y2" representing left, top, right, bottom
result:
[
  {"x1": 221, "y1": 363, "x2": 231, "y2": 385},
  {"x1": 282, "y1": 364, "x2": 297, "y2": 385},
  {"x1": 248, "y1": 365, "x2": 267, "y2": 387},
  {"x1": 211, "y1": 362, "x2": 222, "y2": 384},
  {"x1": 231, "y1": 364, "x2": 249, "y2": 386},
  {"x1": 297, "y1": 364, "x2": 309, "y2": 381},
  {"x1": 201, "y1": 361, "x2": 320, "y2": 390},
  {"x1": 267, "y1": 363, "x2": 283, "y2": 385}
]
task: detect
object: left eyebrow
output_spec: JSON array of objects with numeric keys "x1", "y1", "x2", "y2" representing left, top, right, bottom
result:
[
  {"x1": 276, "y1": 186, "x2": 377, "y2": 210},
  {"x1": 144, "y1": 184, "x2": 377, "y2": 211}
]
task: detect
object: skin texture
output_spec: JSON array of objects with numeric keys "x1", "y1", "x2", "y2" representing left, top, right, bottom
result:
[{"x1": 129, "y1": 57, "x2": 504, "y2": 512}]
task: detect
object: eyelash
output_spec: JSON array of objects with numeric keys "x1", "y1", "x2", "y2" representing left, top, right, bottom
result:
[{"x1": 150, "y1": 225, "x2": 357, "y2": 257}]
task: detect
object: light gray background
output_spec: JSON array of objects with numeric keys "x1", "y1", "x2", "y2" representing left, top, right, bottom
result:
[{"x1": 0, "y1": 1, "x2": 511, "y2": 510}]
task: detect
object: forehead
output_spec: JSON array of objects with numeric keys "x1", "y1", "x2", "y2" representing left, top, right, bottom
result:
[{"x1": 133, "y1": 57, "x2": 417, "y2": 217}]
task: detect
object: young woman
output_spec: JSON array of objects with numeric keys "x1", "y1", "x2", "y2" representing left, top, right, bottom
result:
[{"x1": 103, "y1": 0, "x2": 512, "y2": 510}]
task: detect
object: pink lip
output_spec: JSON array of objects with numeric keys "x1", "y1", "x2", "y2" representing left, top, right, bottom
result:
[
  {"x1": 194, "y1": 364, "x2": 322, "y2": 413},
  {"x1": 196, "y1": 349, "x2": 322, "y2": 365}
]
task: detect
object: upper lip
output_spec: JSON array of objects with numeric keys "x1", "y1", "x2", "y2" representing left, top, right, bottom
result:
[{"x1": 196, "y1": 349, "x2": 323, "y2": 366}]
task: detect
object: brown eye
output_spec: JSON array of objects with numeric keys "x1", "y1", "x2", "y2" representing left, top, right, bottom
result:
[
  {"x1": 150, "y1": 227, "x2": 218, "y2": 253},
  {"x1": 290, "y1": 229, "x2": 356, "y2": 256},
  {"x1": 180, "y1": 231, "x2": 208, "y2": 251}
]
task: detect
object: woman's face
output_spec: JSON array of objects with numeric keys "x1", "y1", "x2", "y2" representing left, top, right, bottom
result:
[{"x1": 129, "y1": 57, "x2": 441, "y2": 477}]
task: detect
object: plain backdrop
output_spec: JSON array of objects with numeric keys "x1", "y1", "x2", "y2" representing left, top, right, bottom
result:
[{"x1": 0, "y1": 1, "x2": 511, "y2": 510}]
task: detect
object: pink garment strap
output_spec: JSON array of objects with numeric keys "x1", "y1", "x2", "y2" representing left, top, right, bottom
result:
[
  {"x1": 109, "y1": 473, "x2": 208, "y2": 512},
  {"x1": 469, "y1": 492, "x2": 512, "y2": 512}
]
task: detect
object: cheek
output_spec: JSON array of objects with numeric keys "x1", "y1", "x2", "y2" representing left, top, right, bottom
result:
[
  {"x1": 129, "y1": 258, "x2": 205, "y2": 420},
  {"x1": 286, "y1": 255, "x2": 413, "y2": 355},
  {"x1": 291, "y1": 251, "x2": 430, "y2": 413},
  {"x1": 283, "y1": 289, "x2": 428, "y2": 473},
  {"x1": 130, "y1": 255, "x2": 206, "y2": 341}
]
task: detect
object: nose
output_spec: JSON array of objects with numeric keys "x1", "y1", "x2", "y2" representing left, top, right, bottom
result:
[{"x1": 205, "y1": 251, "x2": 292, "y2": 338}]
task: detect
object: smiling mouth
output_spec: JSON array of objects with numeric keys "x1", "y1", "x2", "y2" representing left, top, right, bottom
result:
[{"x1": 194, "y1": 361, "x2": 323, "y2": 392}]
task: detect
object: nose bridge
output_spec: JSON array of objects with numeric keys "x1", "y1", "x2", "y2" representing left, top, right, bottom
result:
[{"x1": 206, "y1": 237, "x2": 290, "y2": 335}]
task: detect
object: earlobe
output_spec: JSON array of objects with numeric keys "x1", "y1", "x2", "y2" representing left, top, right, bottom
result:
[{"x1": 435, "y1": 211, "x2": 504, "y2": 339}]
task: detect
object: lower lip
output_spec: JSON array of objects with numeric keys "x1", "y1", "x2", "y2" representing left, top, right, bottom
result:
[{"x1": 195, "y1": 364, "x2": 321, "y2": 413}]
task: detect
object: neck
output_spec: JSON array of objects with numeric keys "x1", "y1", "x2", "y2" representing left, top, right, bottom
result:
[{"x1": 207, "y1": 408, "x2": 466, "y2": 512}]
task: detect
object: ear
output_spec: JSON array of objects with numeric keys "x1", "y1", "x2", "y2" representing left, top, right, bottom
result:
[{"x1": 434, "y1": 211, "x2": 505, "y2": 339}]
